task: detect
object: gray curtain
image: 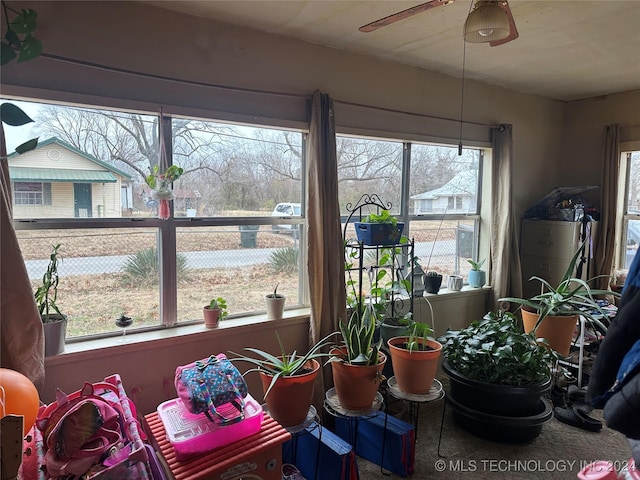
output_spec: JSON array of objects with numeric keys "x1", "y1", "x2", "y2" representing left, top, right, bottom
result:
[
  {"x1": 0, "y1": 124, "x2": 45, "y2": 393},
  {"x1": 490, "y1": 124, "x2": 522, "y2": 308},
  {"x1": 307, "y1": 90, "x2": 346, "y2": 409},
  {"x1": 594, "y1": 124, "x2": 620, "y2": 290}
]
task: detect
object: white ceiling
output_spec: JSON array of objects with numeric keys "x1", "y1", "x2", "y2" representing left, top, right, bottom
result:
[{"x1": 144, "y1": 0, "x2": 640, "y2": 102}]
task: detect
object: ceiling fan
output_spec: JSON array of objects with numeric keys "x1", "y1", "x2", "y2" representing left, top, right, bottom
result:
[{"x1": 359, "y1": 0, "x2": 519, "y2": 47}]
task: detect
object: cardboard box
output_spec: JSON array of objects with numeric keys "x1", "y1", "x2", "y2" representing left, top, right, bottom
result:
[
  {"x1": 282, "y1": 421, "x2": 358, "y2": 480},
  {"x1": 333, "y1": 411, "x2": 415, "y2": 477}
]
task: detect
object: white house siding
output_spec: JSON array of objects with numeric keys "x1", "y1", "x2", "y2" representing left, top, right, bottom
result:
[{"x1": 8, "y1": 142, "x2": 126, "y2": 219}]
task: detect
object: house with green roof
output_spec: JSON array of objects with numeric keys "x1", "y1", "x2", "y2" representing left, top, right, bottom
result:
[{"x1": 8, "y1": 137, "x2": 133, "y2": 219}]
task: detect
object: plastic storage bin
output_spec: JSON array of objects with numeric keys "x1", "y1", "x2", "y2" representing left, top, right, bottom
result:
[{"x1": 157, "y1": 393, "x2": 263, "y2": 460}]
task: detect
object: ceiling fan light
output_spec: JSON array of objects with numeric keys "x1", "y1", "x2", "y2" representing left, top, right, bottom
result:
[{"x1": 464, "y1": 1, "x2": 510, "y2": 43}]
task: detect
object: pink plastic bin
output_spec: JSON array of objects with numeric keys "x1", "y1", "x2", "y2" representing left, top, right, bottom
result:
[{"x1": 157, "y1": 394, "x2": 263, "y2": 461}]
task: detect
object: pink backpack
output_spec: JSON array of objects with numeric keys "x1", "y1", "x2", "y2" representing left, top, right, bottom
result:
[{"x1": 36, "y1": 382, "x2": 124, "y2": 478}]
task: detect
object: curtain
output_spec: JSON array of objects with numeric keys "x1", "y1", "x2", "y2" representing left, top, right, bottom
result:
[
  {"x1": 307, "y1": 90, "x2": 346, "y2": 409},
  {"x1": 0, "y1": 124, "x2": 45, "y2": 393},
  {"x1": 490, "y1": 124, "x2": 523, "y2": 309},
  {"x1": 594, "y1": 125, "x2": 620, "y2": 290}
]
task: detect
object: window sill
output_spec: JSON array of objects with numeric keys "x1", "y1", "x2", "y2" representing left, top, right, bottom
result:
[{"x1": 45, "y1": 308, "x2": 312, "y2": 366}]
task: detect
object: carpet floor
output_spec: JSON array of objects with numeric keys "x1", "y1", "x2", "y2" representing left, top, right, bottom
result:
[{"x1": 354, "y1": 377, "x2": 633, "y2": 480}]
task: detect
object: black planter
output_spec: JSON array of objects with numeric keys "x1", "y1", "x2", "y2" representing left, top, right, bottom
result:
[
  {"x1": 423, "y1": 274, "x2": 443, "y2": 294},
  {"x1": 447, "y1": 395, "x2": 553, "y2": 444},
  {"x1": 442, "y1": 360, "x2": 551, "y2": 417}
]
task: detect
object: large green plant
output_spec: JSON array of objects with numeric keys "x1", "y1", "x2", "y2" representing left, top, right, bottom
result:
[
  {"x1": 439, "y1": 311, "x2": 557, "y2": 386},
  {"x1": 1, "y1": 4, "x2": 42, "y2": 156},
  {"x1": 499, "y1": 240, "x2": 619, "y2": 332},
  {"x1": 34, "y1": 244, "x2": 65, "y2": 324},
  {"x1": 333, "y1": 303, "x2": 382, "y2": 366},
  {"x1": 229, "y1": 331, "x2": 334, "y2": 398}
]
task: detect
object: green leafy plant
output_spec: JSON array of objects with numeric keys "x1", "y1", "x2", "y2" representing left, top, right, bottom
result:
[
  {"x1": 332, "y1": 303, "x2": 383, "y2": 366},
  {"x1": 268, "y1": 247, "x2": 298, "y2": 273},
  {"x1": 499, "y1": 240, "x2": 619, "y2": 332},
  {"x1": 34, "y1": 244, "x2": 65, "y2": 324},
  {"x1": 405, "y1": 322, "x2": 434, "y2": 353},
  {"x1": 121, "y1": 247, "x2": 188, "y2": 285},
  {"x1": 207, "y1": 297, "x2": 228, "y2": 320},
  {"x1": 438, "y1": 311, "x2": 557, "y2": 386},
  {"x1": 467, "y1": 258, "x2": 486, "y2": 271},
  {"x1": 229, "y1": 331, "x2": 334, "y2": 398},
  {"x1": 363, "y1": 209, "x2": 397, "y2": 226},
  {"x1": 145, "y1": 164, "x2": 184, "y2": 191},
  {"x1": 1, "y1": 4, "x2": 41, "y2": 157}
]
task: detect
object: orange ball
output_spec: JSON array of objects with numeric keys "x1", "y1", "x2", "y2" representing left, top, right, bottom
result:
[{"x1": 0, "y1": 368, "x2": 40, "y2": 434}]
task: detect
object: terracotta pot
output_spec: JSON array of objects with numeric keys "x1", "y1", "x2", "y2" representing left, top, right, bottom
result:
[
  {"x1": 330, "y1": 347, "x2": 386, "y2": 411},
  {"x1": 203, "y1": 306, "x2": 220, "y2": 328},
  {"x1": 387, "y1": 337, "x2": 442, "y2": 394},
  {"x1": 521, "y1": 309, "x2": 577, "y2": 356},
  {"x1": 260, "y1": 358, "x2": 319, "y2": 427}
]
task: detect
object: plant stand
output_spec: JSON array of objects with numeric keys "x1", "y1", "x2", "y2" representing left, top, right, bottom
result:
[{"x1": 343, "y1": 194, "x2": 416, "y2": 358}]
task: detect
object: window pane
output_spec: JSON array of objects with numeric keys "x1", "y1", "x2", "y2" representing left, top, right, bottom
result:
[
  {"x1": 173, "y1": 118, "x2": 303, "y2": 217},
  {"x1": 408, "y1": 219, "x2": 478, "y2": 278},
  {"x1": 410, "y1": 144, "x2": 480, "y2": 215},
  {"x1": 176, "y1": 226, "x2": 301, "y2": 322},
  {"x1": 4, "y1": 99, "x2": 158, "y2": 219},
  {"x1": 337, "y1": 136, "x2": 403, "y2": 215},
  {"x1": 626, "y1": 151, "x2": 640, "y2": 213},
  {"x1": 18, "y1": 228, "x2": 160, "y2": 338}
]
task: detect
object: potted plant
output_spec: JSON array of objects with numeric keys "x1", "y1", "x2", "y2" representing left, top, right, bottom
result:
[
  {"x1": 203, "y1": 297, "x2": 228, "y2": 328},
  {"x1": 354, "y1": 209, "x2": 404, "y2": 246},
  {"x1": 229, "y1": 331, "x2": 334, "y2": 427},
  {"x1": 499, "y1": 241, "x2": 618, "y2": 356},
  {"x1": 387, "y1": 322, "x2": 442, "y2": 395},
  {"x1": 467, "y1": 258, "x2": 486, "y2": 288},
  {"x1": 265, "y1": 283, "x2": 285, "y2": 320},
  {"x1": 438, "y1": 310, "x2": 556, "y2": 443},
  {"x1": 34, "y1": 244, "x2": 67, "y2": 356},
  {"x1": 328, "y1": 303, "x2": 387, "y2": 411},
  {"x1": 423, "y1": 270, "x2": 443, "y2": 294}
]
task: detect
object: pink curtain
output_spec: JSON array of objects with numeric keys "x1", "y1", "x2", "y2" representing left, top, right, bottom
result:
[{"x1": 0, "y1": 124, "x2": 45, "y2": 393}]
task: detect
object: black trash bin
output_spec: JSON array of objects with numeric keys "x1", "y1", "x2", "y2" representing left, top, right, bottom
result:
[{"x1": 239, "y1": 225, "x2": 259, "y2": 248}]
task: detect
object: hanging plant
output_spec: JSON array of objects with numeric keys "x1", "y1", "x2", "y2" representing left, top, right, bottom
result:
[{"x1": 145, "y1": 164, "x2": 183, "y2": 220}]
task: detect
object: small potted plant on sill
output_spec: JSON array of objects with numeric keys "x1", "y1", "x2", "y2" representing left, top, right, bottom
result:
[
  {"x1": 265, "y1": 283, "x2": 286, "y2": 320},
  {"x1": 328, "y1": 302, "x2": 386, "y2": 411},
  {"x1": 423, "y1": 270, "x2": 443, "y2": 294},
  {"x1": 499, "y1": 241, "x2": 619, "y2": 356},
  {"x1": 438, "y1": 310, "x2": 557, "y2": 443},
  {"x1": 354, "y1": 209, "x2": 404, "y2": 246},
  {"x1": 229, "y1": 331, "x2": 334, "y2": 427},
  {"x1": 387, "y1": 321, "x2": 442, "y2": 395},
  {"x1": 467, "y1": 258, "x2": 486, "y2": 288},
  {"x1": 203, "y1": 297, "x2": 228, "y2": 328},
  {"x1": 35, "y1": 243, "x2": 67, "y2": 356}
]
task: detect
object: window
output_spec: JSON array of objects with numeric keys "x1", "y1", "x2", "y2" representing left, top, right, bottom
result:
[
  {"x1": 620, "y1": 150, "x2": 640, "y2": 269},
  {"x1": 337, "y1": 135, "x2": 483, "y2": 279},
  {"x1": 6, "y1": 98, "x2": 306, "y2": 340},
  {"x1": 14, "y1": 182, "x2": 44, "y2": 205}
]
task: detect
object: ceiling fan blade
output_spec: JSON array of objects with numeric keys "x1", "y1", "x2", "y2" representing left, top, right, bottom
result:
[
  {"x1": 489, "y1": 0, "x2": 519, "y2": 46},
  {"x1": 359, "y1": 0, "x2": 455, "y2": 33}
]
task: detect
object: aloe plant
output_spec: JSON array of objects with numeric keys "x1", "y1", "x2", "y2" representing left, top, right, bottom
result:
[
  {"x1": 334, "y1": 303, "x2": 382, "y2": 366},
  {"x1": 229, "y1": 331, "x2": 334, "y2": 398}
]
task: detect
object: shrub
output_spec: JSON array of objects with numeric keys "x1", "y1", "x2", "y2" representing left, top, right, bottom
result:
[
  {"x1": 268, "y1": 247, "x2": 298, "y2": 273},
  {"x1": 121, "y1": 247, "x2": 188, "y2": 285}
]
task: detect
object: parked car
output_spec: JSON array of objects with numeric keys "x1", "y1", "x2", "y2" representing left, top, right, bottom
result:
[{"x1": 272, "y1": 203, "x2": 301, "y2": 237}]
